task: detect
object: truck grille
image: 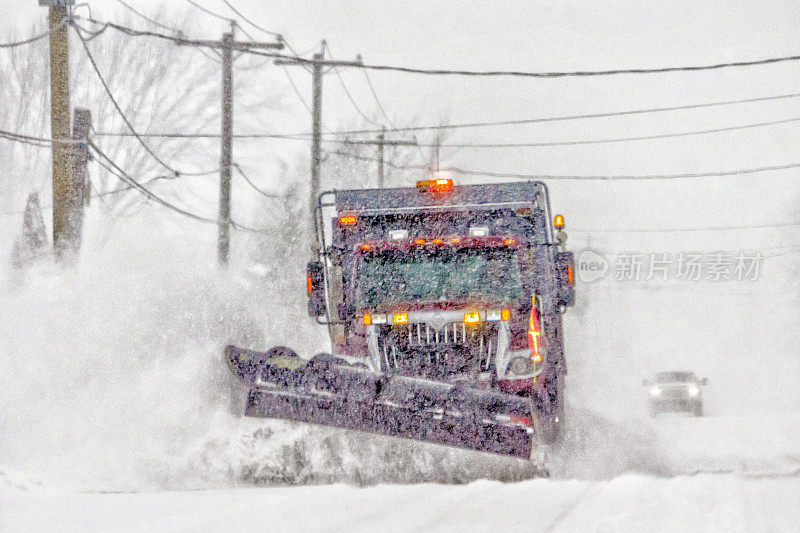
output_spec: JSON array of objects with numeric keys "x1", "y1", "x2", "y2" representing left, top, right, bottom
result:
[
  {"x1": 398, "y1": 322, "x2": 468, "y2": 346},
  {"x1": 380, "y1": 323, "x2": 496, "y2": 379}
]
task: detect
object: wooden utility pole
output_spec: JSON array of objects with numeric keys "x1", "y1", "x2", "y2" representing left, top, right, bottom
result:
[
  {"x1": 275, "y1": 48, "x2": 362, "y2": 233},
  {"x1": 44, "y1": 0, "x2": 73, "y2": 256},
  {"x1": 71, "y1": 107, "x2": 90, "y2": 249},
  {"x1": 176, "y1": 26, "x2": 283, "y2": 265},
  {"x1": 343, "y1": 127, "x2": 416, "y2": 188},
  {"x1": 219, "y1": 30, "x2": 234, "y2": 265}
]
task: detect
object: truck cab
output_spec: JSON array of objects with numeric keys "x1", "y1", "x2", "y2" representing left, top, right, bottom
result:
[{"x1": 307, "y1": 178, "x2": 575, "y2": 440}]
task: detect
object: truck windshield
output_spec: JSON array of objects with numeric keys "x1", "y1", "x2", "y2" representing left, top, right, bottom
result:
[{"x1": 355, "y1": 247, "x2": 524, "y2": 307}]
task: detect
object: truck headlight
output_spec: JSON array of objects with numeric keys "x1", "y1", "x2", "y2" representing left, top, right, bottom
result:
[
  {"x1": 687, "y1": 385, "x2": 700, "y2": 397},
  {"x1": 509, "y1": 357, "x2": 532, "y2": 376},
  {"x1": 650, "y1": 386, "x2": 662, "y2": 397}
]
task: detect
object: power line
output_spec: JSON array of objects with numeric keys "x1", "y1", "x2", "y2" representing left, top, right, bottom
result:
[
  {"x1": 97, "y1": 90, "x2": 800, "y2": 140},
  {"x1": 114, "y1": 0, "x2": 177, "y2": 33},
  {"x1": 333, "y1": 66, "x2": 381, "y2": 126},
  {"x1": 94, "y1": 113, "x2": 800, "y2": 147},
  {"x1": 90, "y1": 141, "x2": 268, "y2": 233},
  {"x1": 444, "y1": 162, "x2": 800, "y2": 181},
  {"x1": 0, "y1": 17, "x2": 69, "y2": 48},
  {"x1": 316, "y1": 91, "x2": 800, "y2": 136},
  {"x1": 361, "y1": 66, "x2": 398, "y2": 130},
  {"x1": 233, "y1": 163, "x2": 283, "y2": 198},
  {"x1": 330, "y1": 149, "x2": 800, "y2": 180},
  {"x1": 185, "y1": 0, "x2": 233, "y2": 23},
  {"x1": 281, "y1": 65, "x2": 314, "y2": 114},
  {"x1": 75, "y1": 26, "x2": 219, "y2": 177},
  {"x1": 0, "y1": 129, "x2": 74, "y2": 148},
  {"x1": 113, "y1": 0, "x2": 222, "y2": 63},
  {"x1": 336, "y1": 53, "x2": 800, "y2": 78},
  {"x1": 220, "y1": 0, "x2": 280, "y2": 37},
  {"x1": 357, "y1": 116, "x2": 800, "y2": 149},
  {"x1": 69, "y1": 18, "x2": 800, "y2": 80}
]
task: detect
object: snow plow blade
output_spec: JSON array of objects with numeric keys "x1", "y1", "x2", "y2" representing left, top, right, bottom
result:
[{"x1": 226, "y1": 345, "x2": 535, "y2": 459}]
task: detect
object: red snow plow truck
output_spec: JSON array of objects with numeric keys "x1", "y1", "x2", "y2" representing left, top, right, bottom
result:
[{"x1": 226, "y1": 178, "x2": 575, "y2": 459}]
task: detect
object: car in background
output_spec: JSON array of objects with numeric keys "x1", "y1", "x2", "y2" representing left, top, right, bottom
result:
[{"x1": 643, "y1": 371, "x2": 708, "y2": 417}]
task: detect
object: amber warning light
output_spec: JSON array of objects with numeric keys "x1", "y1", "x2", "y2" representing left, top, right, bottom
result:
[
  {"x1": 416, "y1": 178, "x2": 453, "y2": 194},
  {"x1": 339, "y1": 215, "x2": 357, "y2": 226}
]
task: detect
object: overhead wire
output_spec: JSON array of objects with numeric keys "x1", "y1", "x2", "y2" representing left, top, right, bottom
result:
[
  {"x1": 185, "y1": 0, "x2": 233, "y2": 23},
  {"x1": 74, "y1": 24, "x2": 220, "y2": 177},
  {"x1": 64, "y1": 18, "x2": 800, "y2": 79},
  {"x1": 317, "y1": 91, "x2": 800, "y2": 136},
  {"x1": 233, "y1": 163, "x2": 283, "y2": 198},
  {"x1": 332, "y1": 116, "x2": 800, "y2": 149},
  {"x1": 96, "y1": 113, "x2": 800, "y2": 147},
  {"x1": 0, "y1": 17, "x2": 70, "y2": 48},
  {"x1": 114, "y1": 0, "x2": 221, "y2": 62},
  {"x1": 220, "y1": 0, "x2": 280, "y2": 37},
  {"x1": 442, "y1": 162, "x2": 800, "y2": 181},
  {"x1": 90, "y1": 141, "x2": 269, "y2": 233},
  {"x1": 330, "y1": 149, "x2": 800, "y2": 180},
  {"x1": 332, "y1": 53, "x2": 800, "y2": 78}
]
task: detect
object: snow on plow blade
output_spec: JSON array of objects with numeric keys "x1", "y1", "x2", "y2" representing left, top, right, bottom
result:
[{"x1": 226, "y1": 345, "x2": 535, "y2": 459}]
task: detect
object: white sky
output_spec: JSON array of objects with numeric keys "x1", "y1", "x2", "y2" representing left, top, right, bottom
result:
[{"x1": 6, "y1": 1, "x2": 800, "y2": 254}]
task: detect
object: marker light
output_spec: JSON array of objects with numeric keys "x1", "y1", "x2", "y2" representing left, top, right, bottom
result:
[
  {"x1": 486, "y1": 310, "x2": 502, "y2": 322},
  {"x1": 339, "y1": 215, "x2": 357, "y2": 226},
  {"x1": 360, "y1": 244, "x2": 372, "y2": 250},
  {"x1": 307, "y1": 275, "x2": 313, "y2": 294},
  {"x1": 554, "y1": 214, "x2": 565, "y2": 229},
  {"x1": 450, "y1": 237, "x2": 462, "y2": 244},
  {"x1": 688, "y1": 385, "x2": 700, "y2": 397},
  {"x1": 432, "y1": 238, "x2": 444, "y2": 244},
  {"x1": 501, "y1": 309, "x2": 511, "y2": 321},
  {"x1": 393, "y1": 313, "x2": 409, "y2": 324},
  {"x1": 413, "y1": 238, "x2": 426, "y2": 245},
  {"x1": 469, "y1": 226, "x2": 489, "y2": 237},
  {"x1": 529, "y1": 302, "x2": 543, "y2": 363},
  {"x1": 504, "y1": 238, "x2": 515, "y2": 245},
  {"x1": 650, "y1": 387, "x2": 662, "y2": 397},
  {"x1": 362, "y1": 314, "x2": 372, "y2": 325},
  {"x1": 568, "y1": 264, "x2": 575, "y2": 284},
  {"x1": 416, "y1": 178, "x2": 454, "y2": 194},
  {"x1": 389, "y1": 230, "x2": 408, "y2": 240},
  {"x1": 464, "y1": 311, "x2": 481, "y2": 324}
]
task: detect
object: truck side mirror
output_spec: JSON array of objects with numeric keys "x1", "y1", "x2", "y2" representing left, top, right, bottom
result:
[
  {"x1": 306, "y1": 261, "x2": 325, "y2": 318},
  {"x1": 555, "y1": 251, "x2": 575, "y2": 307}
]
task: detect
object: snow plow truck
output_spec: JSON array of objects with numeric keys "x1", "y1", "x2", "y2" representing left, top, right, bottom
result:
[{"x1": 226, "y1": 177, "x2": 575, "y2": 459}]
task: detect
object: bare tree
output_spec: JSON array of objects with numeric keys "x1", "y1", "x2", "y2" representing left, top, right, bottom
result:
[{"x1": 0, "y1": 10, "x2": 277, "y2": 220}]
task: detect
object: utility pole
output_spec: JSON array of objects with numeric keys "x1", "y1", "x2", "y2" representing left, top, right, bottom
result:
[
  {"x1": 176, "y1": 25, "x2": 283, "y2": 265},
  {"x1": 71, "y1": 107, "x2": 90, "y2": 249},
  {"x1": 275, "y1": 47, "x2": 362, "y2": 233},
  {"x1": 41, "y1": 0, "x2": 73, "y2": 256},
  {"x1": 343, "y1": 127, "x2": 416, "y2": 188},
  {"x1": 219, "y1": 27, "x2": 234, "y2": 266}
]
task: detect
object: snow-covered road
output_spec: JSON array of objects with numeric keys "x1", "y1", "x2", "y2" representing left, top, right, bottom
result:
[
  {"x1": 2, "y1": 221, "x2": 799, "y2": 531},
  {"x1": 4, "y1": 472, "x2": 799, "y2": 532}
]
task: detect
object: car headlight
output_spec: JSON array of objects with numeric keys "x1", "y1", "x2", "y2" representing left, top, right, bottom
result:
[
  {"x1": 650, "y1": 386, "x2": 662, "y2": 397},
  {"x1": 687, "y1": 385, "x2": 700, "y2": 397}
]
